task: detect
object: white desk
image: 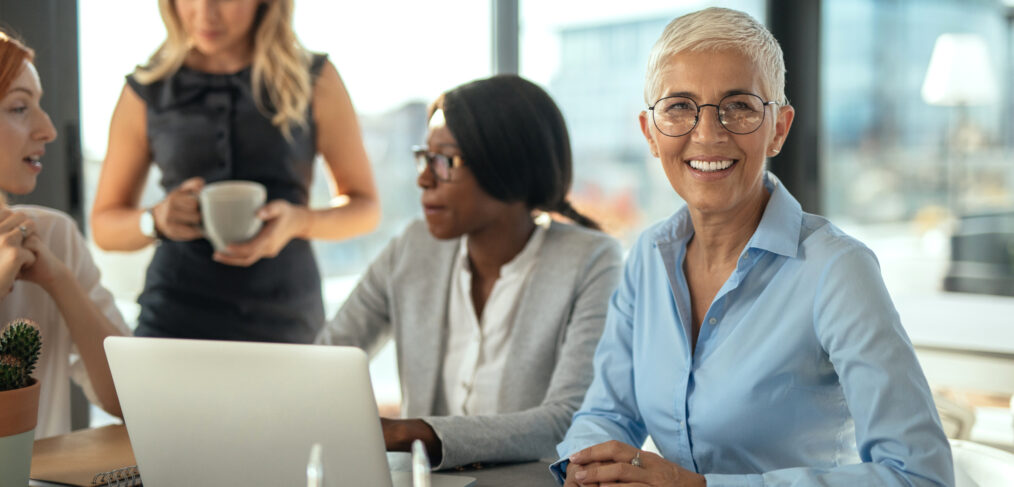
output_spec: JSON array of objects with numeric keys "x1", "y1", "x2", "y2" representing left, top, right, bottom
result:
[{"x1": 895, "y1": 292, "x2": 1014, "y2": 396}]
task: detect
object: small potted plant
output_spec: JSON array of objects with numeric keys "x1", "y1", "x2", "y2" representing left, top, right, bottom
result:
[{"x1": 0, "y1": 319, "x2": 42, "y2": 487}]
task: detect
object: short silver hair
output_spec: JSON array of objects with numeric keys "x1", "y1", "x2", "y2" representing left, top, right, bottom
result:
[{"x1": 644, "y1": 7, "x2": 786, "y2": 106}]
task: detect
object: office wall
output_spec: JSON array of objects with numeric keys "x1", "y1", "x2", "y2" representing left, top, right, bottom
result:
[{"x1": 0, "y1": 0, "x2": 83, "y2": 226}]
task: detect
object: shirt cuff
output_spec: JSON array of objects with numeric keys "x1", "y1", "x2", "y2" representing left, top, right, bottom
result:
[
  {"x1": 704, "y1": 472, "x2": 765, "y2": 487},
  {"x1": 418, "y1": 417, "x2": 450, "y2": 470},
  {"x1": 549, "y1": 458, "x2": 569, "y2": 485}
]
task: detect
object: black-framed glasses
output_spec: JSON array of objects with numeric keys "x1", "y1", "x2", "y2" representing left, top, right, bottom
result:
[
  {"x1": 648, "y1": 93, "x2": 778, "y2": 137},
  {"x1": 412, "y1": 145, "x2": 465, "y2": 182}
]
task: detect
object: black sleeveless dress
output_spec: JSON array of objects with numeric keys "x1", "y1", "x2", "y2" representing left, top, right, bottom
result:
[{"x1": 127, "y1": 54, "x2": 327, "y2": 343}]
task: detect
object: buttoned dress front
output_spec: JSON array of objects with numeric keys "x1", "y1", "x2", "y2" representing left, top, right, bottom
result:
[{"x1": 126, "y1": 55, "x2": 328, "y2": 343}]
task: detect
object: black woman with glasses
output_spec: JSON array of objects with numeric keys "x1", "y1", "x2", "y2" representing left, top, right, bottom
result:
[
  {"x1": 554, "y1": 7, "x2": 952, "y2": 487},
  {"x1": 315, "y1": 74, "x2": 622, "y2": 469}
]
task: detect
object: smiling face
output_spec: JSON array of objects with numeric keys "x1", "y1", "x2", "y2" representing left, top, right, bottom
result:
[
  {"x1": 639, "y1": 48, "x2": 793, "y2": 217},
  {"x1": 418, "y1": 110, "x2": 518, "y2": 240},
  {"x1": 173, "y1": 0, "x2": 262, "y2": 66},
  {"x1": 0, "y1": 60, "x2": 56, "y2": 195}
]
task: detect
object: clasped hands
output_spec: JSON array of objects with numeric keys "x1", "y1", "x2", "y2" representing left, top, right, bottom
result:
[
  {"x1": 565, "y1": 440, "x2": 706, "y2": 487},
  {"x1": 151, "y1": 177, "x2": 310, "y2": 267},
  {"x1": 0, "y1": 208, "x2": 68, "y2": 298}
]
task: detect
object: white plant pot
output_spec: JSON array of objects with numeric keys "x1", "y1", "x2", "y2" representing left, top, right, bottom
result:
[
  {"x1": 0, "y1": 428, "x2": 35, "y2": 486},
  {"x1": 0, "y1": 379, "x2": 41, "y2": 487}
]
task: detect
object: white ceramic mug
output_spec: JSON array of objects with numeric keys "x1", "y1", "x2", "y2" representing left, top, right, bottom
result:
[{"x1": 199, "y1": 180, "x2": 267, "y2": 252}]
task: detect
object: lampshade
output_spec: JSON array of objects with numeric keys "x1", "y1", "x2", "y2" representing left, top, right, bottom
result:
[{"x1": 921, "y1": 33, "x2": 999, "y2": 106}]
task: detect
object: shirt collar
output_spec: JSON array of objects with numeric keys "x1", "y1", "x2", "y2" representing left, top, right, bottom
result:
[
  {"x1": 747, "y1": 172, "x2": 802, "y2": 258},
  {"x1": 651, "y1": 171, "x2": 802, "y2": 259},
  {"x1": 456, "y1": 216, "x2": 550, "y2": 278}
]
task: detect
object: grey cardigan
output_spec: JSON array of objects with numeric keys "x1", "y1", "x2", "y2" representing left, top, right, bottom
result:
[{"x1": 315, "y1": 219, "x2": 622, "y2": 468}]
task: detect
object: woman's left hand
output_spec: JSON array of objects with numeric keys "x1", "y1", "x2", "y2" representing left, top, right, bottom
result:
[
  {"x1": 20, "y1": 234, "x2": 71, "y2": 291},
  {"x1": 568, "y1": 440, "x2": 706, "y2": 487},
  {"x1": 212, "y1": 199, "x2": 311, "y2": 267}
]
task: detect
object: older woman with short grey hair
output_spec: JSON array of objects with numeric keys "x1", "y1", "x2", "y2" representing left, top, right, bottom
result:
[{"x1": 553, "y1": 7, "x2": 952, "y2": 487}]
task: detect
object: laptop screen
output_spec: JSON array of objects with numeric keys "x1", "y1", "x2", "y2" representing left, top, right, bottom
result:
[{"x1": 105, "y1": 337, "x2": 393, "y2": 487}]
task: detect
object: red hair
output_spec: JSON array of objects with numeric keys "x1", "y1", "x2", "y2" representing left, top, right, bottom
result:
[{"x1": 0, "y1": 31, "x2": 34, "y2": 96}]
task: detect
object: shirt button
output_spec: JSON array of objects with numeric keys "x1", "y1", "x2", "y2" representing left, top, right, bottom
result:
[{"x1": 708, "y1": 317, "x2": 717, "y2": 325}]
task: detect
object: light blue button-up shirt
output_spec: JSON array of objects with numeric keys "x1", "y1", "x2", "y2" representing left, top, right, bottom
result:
[{"x1": 553, "y1": 174, "x2": 953, "y2": 486}]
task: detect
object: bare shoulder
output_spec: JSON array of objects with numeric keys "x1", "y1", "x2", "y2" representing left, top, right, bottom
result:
[
  {"x1": 117, "y1": 82, "x2": 146, "y2": 111},
  {"x1": 109, "y1": 82, "x2": 148, "y2": 135},
  {"x1": 312, "y1": 59, "x2": 348, "y2": 104}
]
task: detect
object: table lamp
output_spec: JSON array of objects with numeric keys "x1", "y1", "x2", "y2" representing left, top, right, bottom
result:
[
  {"x1": 921, "y1": 33, "x2": 1012, "y2": 296},
  {"x1": 921, "y1": 33, "x2": 999, "y2": 214},
  {"x1": 922, "y1": 33, "x2": 999, "y2": 107}
]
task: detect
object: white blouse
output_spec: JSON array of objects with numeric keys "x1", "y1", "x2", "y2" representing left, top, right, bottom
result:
[
  {"x1": 0, "y1": 205, "x2": 130, "y2": 438},
  {"x1": 437, "y1": 220, "x2": 548, "y2": 416}
]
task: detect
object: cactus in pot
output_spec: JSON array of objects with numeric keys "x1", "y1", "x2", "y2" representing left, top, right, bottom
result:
[
  {"x1": 0, "y1": 319, "x2": 42, "y2": 391},
  {"x1": 0, "y1": 318, "x2": 43, "y2": 487}
]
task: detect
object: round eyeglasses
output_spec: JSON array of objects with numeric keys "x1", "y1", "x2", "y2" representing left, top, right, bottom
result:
[
  {"x1": 648, "y1": 93, "x2": 778, "y2": 137},
  {"x1": 412, "y1": 145, "x2": 465, "y2": 182}
]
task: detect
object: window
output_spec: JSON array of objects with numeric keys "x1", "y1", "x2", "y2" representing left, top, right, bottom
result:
[
  {"x1": 820, "y1": 2, "x2": 1014, "y2": 447},
  {"x1": 296, "y1": 1, "x2": 491, "y2": 279},
  {"x1": 821, "y1": 0, "x2": 1014, "y2": 299}
]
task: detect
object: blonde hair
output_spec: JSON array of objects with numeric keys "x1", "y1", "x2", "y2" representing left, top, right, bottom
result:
[
  {"x1": 644, "y1": 7, "x2": 786, "y2": 106},
  {"x1": 133, "y1": 0, "x2": 312, "y2": 138}
]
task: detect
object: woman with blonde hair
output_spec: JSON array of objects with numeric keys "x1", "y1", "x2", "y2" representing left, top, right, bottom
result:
[
  {"x1": 91, "y1": 0, "x2": 379, "y2": 342},
  {"x1": 0, "y1": 30, "x2": 129, "y2": 438}
]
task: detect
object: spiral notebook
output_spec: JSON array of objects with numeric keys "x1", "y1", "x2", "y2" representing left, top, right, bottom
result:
[{"x1": 30, "y1": 423, "x2": 142, "y2": 486}]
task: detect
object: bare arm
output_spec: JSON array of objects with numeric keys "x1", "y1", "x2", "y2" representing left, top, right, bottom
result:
[
  {"x1": 90, "y1": 84, "x2": 157, "y2": 251},
  {"x1": 303, "y1": 60, "x2": 379, "y2": 240},
  {"x1": 21, "y1": 235, "x2": 124, "y2": 417}
]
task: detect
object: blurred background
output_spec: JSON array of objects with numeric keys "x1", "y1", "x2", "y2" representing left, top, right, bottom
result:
[{"x1": 2, "y1": 0, "x2": 1012, "y2": 456}]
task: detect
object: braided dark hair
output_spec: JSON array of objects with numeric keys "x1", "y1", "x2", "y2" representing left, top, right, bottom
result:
[{"x1": 554, "y1": 200, "x2": 600, "y2": 231}]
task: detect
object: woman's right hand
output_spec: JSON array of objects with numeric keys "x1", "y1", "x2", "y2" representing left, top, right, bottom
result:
[
  {"x1": 152, "y1": 177, "x2": 205, "y2": 241},
  {"x1": 564, "y1": 460, "x2": 615, "y2": 487},
  {"x1": 565, "y1": 440, "x2": 705, "y2": 487}
]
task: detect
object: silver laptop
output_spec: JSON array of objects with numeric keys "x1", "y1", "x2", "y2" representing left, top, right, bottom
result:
[{"x1": 104, "y1": 336, "x2": 474, "y2": 487}]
